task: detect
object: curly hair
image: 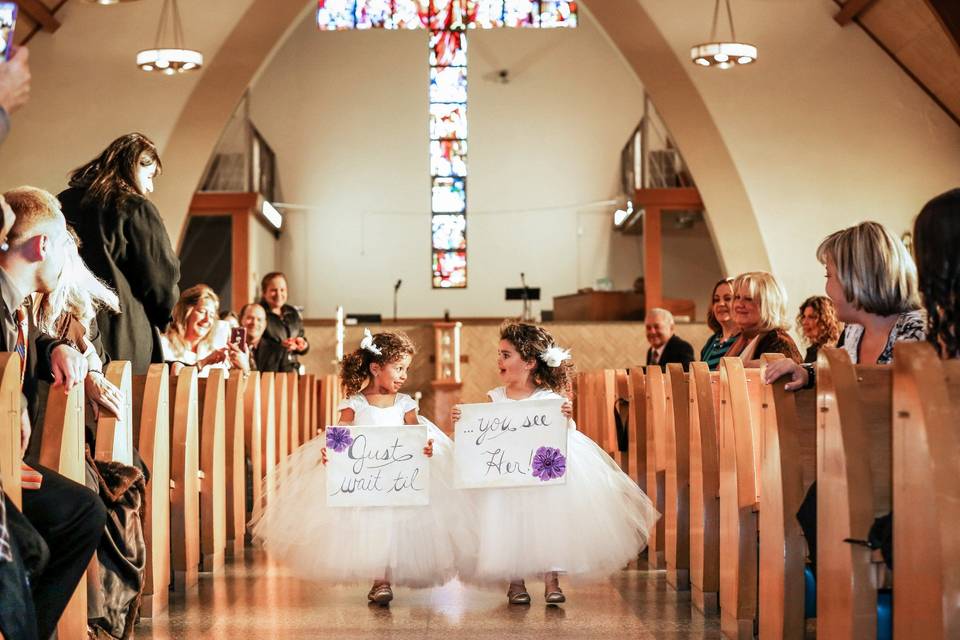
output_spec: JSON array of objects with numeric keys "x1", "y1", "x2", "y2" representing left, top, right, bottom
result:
[
  {"x1": 796, "y1": 295, "x2": 841, "y2": 349},
  {"x1": 913, "y1": 188, "x2": 960, "y2": 359},
  {"x1": 340, "y1": 331, "x2": 417, "y2": 397},
  {"x1": 500, "y1": 322, "x2": 574, "y2": 395}
]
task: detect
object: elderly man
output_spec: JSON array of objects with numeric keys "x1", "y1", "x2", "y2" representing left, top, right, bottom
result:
[
  {"x1": 645, "y1": 307, "x2": 694, "y2": 371},
  {"x1": 240, "y1": 302, "x2": 288, "y2": 372}
]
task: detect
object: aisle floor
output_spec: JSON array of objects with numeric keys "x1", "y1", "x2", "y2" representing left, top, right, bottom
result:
[{"x1": 136, "y1": 551, "x2": 723, "y2": 639}]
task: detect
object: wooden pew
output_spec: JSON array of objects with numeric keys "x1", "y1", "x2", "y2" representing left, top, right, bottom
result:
[
  {"x1": 243, "y1": 371, "x2": 262, "y2": 525},
  {"x1": 688, "y1": 362, "x2": 720, "y2": 614},
  {"x1": 40, "y1": 381, "x2": 86, "y2": 640},
  {"x1": 131, "y1": 364, "x2": 170, "y2": 618},
  {"x1": 644, "y1": 365, "x2": 668, "y2": 569},
  {"x1": 274, "y1": 372, "x2": 288, "y2": 473},
  {"x1": 170, "y1": 366, "x2": 200, "y2": 591},
  {"x1": 664, "y1": 363, "x2": 691, "y2": 591},
  {"x1": 892, "y1": 342, "x2": 960, "y2": 639},
  {"x1": 198, "y1": 370, "x2": 227, "y2": 573},
  {"x1": 718, "y1": 357, "x2": 762, "y2": 639},
  {"x1": 0, "y1": 354, "x2": 21, "y2": 509},
  {"x1": 259, "y1": 373, "x2": 277, "y2": 500},
  {"x1": 224, "y1": 372, "x2": 246, "y2": 558},
  {"x1": 94, "y1": 361, "x2": 134, "y2": 465},
  {"x1": 816, "y1": 348, "x2": 891, "y2": 640},
  {"x1": 317, "y1": 373, "x2": 340, "y2": 429},
  {"x1": 757, "y1": 353, "x2": 817, "y2": 640},
  {"x1": 299, "y1": 374, "x2": 314, "y2": 443},
  {"x1": 625, "y1": 368, "x2": 647, "y2": 488},
  {"x1": 287, "y1": 372, "x2": 300, "y2": 452}
]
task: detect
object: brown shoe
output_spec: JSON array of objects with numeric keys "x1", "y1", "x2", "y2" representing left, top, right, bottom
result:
[
  {"x1": 507, "y1": 580, "x2": 531, "y2": 605},
  {"x1": 544, "y1": 572, "x2": 565, "y2": 604},
  {"x1": 370, "y1": 584, "x2": 393, "y2": 605}
]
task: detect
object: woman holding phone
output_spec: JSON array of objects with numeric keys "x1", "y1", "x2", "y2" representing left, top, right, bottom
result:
[{"x1": 161, "y1": 284, "x2": 249, "y2": 377}]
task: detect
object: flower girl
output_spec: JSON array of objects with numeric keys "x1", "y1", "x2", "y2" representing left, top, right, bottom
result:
[
  {"x1": 455, "y1": 322, "x2": 659, "y2": 604},
  {"x1": 252, "y1": 330, "x2": 474, "y2": 605}
]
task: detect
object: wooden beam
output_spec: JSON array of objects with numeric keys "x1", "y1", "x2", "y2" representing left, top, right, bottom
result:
[
  {"x1": 834, "y1": 0, "x2": 878, "y2": 26},
  {"x1": 926, "y1": 0, "x2": 960, "y2": 55},
  {"x1": 634, "y1": 187, "x2": 703, "y2": 210},
  {"x1": 643, "y1": 206, "x2": 662, "y2": 313},
  {"x1": 16, "y1": 0, "x2": 61, "y2": 33}
]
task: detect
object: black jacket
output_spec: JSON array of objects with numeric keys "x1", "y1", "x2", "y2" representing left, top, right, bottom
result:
[
  {"x1": 258, "y1": 302, "x2": 308, "y2": 373},
  {"x1": 645, "y1": 334, "x2": 695, "y2": 371},
  {"x1": 249, "y1": 338, "x2": 289, "y2": 373},
  {"x1": 59, "y1": 187, "x2": 180, "y2": 375}
]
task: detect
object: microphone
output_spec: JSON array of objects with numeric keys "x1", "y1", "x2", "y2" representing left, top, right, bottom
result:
[
  {"x1": 394, "y1": 279, "x2": 402, "y2": 291},
  {"x1": 393, "y1": 279, "x2": 402, "y2": 322}
]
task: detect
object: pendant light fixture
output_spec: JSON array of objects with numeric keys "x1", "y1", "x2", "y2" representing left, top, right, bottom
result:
[
  {"x1": 690, "y1": 0, "x2": 757, "y2": 69},
  {"x1": 136, "y1": 0, "x2": 203, "y2": 75}
]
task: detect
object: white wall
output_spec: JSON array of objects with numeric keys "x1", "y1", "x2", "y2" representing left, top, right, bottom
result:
[{"x1": 249, "y1": 9, "x2": 720, "y2": 319}]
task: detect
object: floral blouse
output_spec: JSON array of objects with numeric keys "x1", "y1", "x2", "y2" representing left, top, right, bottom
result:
[{"x1": 839, "y1": 309, "x2": 926, "y2": 364}]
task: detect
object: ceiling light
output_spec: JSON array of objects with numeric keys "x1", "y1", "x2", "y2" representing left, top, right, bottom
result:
[
  {"x1": 137, "y1": 0, "x2": 203, "y2": 75},
  {"x1": 690, "y1": 0, "x2": 757, "y2": 69}
]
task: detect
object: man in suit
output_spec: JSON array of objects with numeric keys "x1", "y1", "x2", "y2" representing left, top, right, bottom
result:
[
  {"x1": 645, "y1": 308, "x2": 695, "y2": 371},
  {"x1": 0, "y1": 186, "x2": 107, "y2": 640},
  {"x1": 240, "y1": 303, "x2": 288, "y2": 372}
]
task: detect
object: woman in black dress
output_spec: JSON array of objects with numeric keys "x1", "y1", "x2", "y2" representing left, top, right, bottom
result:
[{"x1": 58, "y1": 133, "x2": 180, "y2": 375}]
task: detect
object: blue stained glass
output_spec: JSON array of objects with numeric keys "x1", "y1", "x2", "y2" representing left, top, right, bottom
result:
[
  {"x1": 430, "y1": 103, "x2": 468, "y2": 139},
  {"x1": 431, "y1": 140, "x2": 468, "y2": 177},
  {"x1": 430, "y1": 67, "x2": 468, "y2": 103},
  {"x1": 317, "y1": 0, "x2": 356, "y2": 30},
  {"x1": 432, "y1": 176, "x2": 466, "y2": 212},
  {"x1": 503, "y1": 0, "x2": 538, "y2": 27},
  {"x1": 433, "y1": 250, "x2": 468, "y2": 287},
  {"x1": 540, "y1": 1, "x2": 577, "y2": 28},
  {"x1": 429, "y1": 30, "x2": 468, "y2": 66},
  {"x1": 432, "y1": 214, "x2": 467, "y2": 250},
  {"x1": 471, "y1": 0, "x2": 505, "y2": 28},
  {"x1": 354, "y1": 0, "x2": 391, "y2": 29}
]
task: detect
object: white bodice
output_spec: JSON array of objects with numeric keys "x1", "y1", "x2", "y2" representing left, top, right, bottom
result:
[
  {"x1": 338, "y1": 393, "x2": 418, "y2": 426},
  {"x1": 486, "y1": 386, "x2": 564, "y2": 403}
]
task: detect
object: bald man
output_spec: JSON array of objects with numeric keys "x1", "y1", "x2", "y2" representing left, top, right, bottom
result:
[{"x1": 644, "y1": 308, "x2": 694, "y2": 371}]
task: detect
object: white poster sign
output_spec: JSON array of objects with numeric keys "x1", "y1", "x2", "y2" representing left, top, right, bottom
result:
[
  {"x1": 454, "y1": 399, "x2": 568, "y2": 489},
  {"x1": 325, "y1": 425, "x2": 430, "y2": 507}
]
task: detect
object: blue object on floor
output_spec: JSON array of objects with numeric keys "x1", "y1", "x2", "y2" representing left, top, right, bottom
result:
[
  {"x1": 877, "y1": 589, "x2": 892, "y2": 640},
  {"x1": 804, "y1": 565, "x2": 816, "y2": 618}
]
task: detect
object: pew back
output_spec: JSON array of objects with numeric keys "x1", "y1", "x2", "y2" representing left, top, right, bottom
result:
[
  {"x1": 645, "y1": 365, "x2": 667, "y2": 568},
  {"x1": 0, "y1": 354, "x2": 21, "y2": 508},
  {"x1": 94, "y1": 361, "x2": 133, "y2": 464},
  {"x1": 224, "y1": 372, "x2": 246, "y2": 558},
  {"x1": 170, "y1": 367, "x2": 200, "y2": 590},
  {"x1": 688, "y1": 363, "x2": 720, "y2": 614},
  {"x1": 625, "y1": 368, "x2": 647, "y2": 488},
  {"x1": 664, "y1": 364, "x2": 690, "y2": 591},
  {"x1": 198, "y1": 370, "x2": 226, "y2": 573},
  {"x1": 244, "y1": 372, "x2": 263, "y2": 518}
]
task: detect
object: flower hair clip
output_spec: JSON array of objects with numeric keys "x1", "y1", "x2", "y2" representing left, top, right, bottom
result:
[
  {"x1": 359, "y1": 328, "x2": 382, "y2": 356},
  {"x1": 540, "y1": 345, "x2": 571, "y2": 368}
]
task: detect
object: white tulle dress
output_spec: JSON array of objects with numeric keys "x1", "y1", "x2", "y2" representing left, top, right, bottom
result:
[
  {"x1": 464, "y1": 387, "x2": 660, "y2": 583},
  {"x1": 251, "y1": 393, "x2": 476, "y2": 588}
]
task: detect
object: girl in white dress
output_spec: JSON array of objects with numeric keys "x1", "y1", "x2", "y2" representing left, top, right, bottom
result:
[
  {"x1": 251, "y1": 330, "x2": 474, "y2": 605},
  {"x1": 454, "y1": 322, "x2": 659, "y2": 605}
]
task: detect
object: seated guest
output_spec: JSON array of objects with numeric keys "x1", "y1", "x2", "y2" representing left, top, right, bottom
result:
[
  {"x1": 726, "y1": 271, "x2": 802, "y2": 366},
  {"x1": 162, "y1": 284, "x2": 249, "y2": 377},
  {"x1": 797, "y1": 295, "x2": 842, "y2": 364},
  {"x1": 0, "y1": 186, "x2": 107, "y2": 640},
  {"x1": 645, "y1": 308, "x2": 695, "y2": 371},
  {"x1": 259, "y1": 272, "x2": 309, "y2": 372},
  {"x1": 700, "y1": 277, "x2": 739, "y2": 370},
  {"x1": 240, "y1": 302, "x2": 287, "y2": 372},
  {"x1": 764, "y1": 221, "x2": 923, "y2": 390},
  {"x1": 913, "y1": 188, "x2": 960, "y2": 359}
]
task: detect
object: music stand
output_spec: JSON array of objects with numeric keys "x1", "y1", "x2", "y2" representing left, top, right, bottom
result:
[{"x1": 505, "y1": 286, "x2": 540, "y2": 322}]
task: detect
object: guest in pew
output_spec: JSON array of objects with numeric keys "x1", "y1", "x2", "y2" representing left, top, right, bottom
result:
[
  {"x1": 259, "y1": 272, "x2": 309, "y2": 373},
  {"x1": 797, "y1": 295, "x2": 842, "y2": 363},
  {"x1": 645, "y1": 307, "x2": 695, "y2": 371},
  {"x1": 913, "y1": 188, "x2": 960, "y2": 359},
  {"x1": 700, "y1": 277, "x2": 739, "y2": 370},
  {"x1": 162, "y1": 284, "x2": 250, "y2": 377},
  {"x1": 58, "y1": 133, "x2": 181, "y2": 376},
  {"x1": 239, "y1": 302, "x2": 287, "y2": 372},
  {"x1": 0, "y1": 186, "x2": 107, "y2": 640},
  {"x1": 764, "y1": 221, "x2": 923, "y2": 391},
  {"x1": 726, "y1": 271, "x2": 802, "y2": 366}
]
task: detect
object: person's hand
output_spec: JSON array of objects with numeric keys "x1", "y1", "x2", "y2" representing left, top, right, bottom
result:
[
  {"x1": 423, "y1": 438, "x2": 434, "y2": 458},
  {"x1": 85, "y1": 371, "x2": 122, "y2": 420},
  {"x1": 0, "y1": 47, "x2": 30, "y2": 115},
  {"x1": 282, "y1": 336, "x2": 308, "y2": 352},
  {"x1": 51, "y1": 344, "x2": 88, "y2": 391},
  {"x1": 762, "y1": 359, "x2": 809, "y2": 392},
  {"x1": 451, "y1": 406, "x2": 461, "y2": 424},
  {"x1": 0, "y1": 194, "x2": 14, "y2": 249},
  {"x1": 226, "y1": 342, "x2": 250, "y2": 373},
  {"x1": 320, "y1": 447, "x2": 328, "y2": 466},
  {"x1": 561, "y1": 400, "x2": 573, "y2": 418},
  {"x1": 19, "y1": 407, "x2": 30, "y2": 457},
  {"x1": 199, "y1": 348, "x2": 228, "y2": 369}
]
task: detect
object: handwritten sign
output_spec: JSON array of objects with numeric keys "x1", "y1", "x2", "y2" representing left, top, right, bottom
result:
[
  {"x1": 325, "y1": 425, "x2": 431, "y2": 507},
  {"x1": 454, "y1": 399, "x2": 568, "y2": 489}
]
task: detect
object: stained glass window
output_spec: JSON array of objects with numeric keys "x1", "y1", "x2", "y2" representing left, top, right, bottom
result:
[{"x1": 317, "y1": 0, "x2": 577, "y2": 288}]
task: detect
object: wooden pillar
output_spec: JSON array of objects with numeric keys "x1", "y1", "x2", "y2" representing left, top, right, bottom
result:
[{"x1": 644, "y1": 206, "x2": 662, "y2": 313}]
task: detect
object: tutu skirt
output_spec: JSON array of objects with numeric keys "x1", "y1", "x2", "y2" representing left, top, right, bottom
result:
[
  {"x1": 251, "y1": 420, "x2": 476, "y2": 588},
  {"x1": 464, "y1": 429, "x2": 659, "y2": 583}
]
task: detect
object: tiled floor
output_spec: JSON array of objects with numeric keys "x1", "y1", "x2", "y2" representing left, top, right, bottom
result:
[{"x1": 136, "y1": 551, "x2": 723, "y2": 639}]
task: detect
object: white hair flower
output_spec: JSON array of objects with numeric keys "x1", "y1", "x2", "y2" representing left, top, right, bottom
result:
[
  {"x1": 359, "y1": 328, "x2": 382, "y2": 356},
  {"x1": 540, "y1": 345, "x2": 571, "y2": 368}
]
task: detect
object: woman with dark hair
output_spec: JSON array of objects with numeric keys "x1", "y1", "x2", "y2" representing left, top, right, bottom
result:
[
  {"x1": 913, "y1": 188, "x2": 960, "y2": 359},
  {"x1": 700, "y1": 277, "x2": 738, "y2": 370},
  {"x1": 58, "y1": 132, "x2": 180, "y2": 375},
  {"x1": 796, "y1": 295, "x2": 842, "y2": 363},
  {"x1": 258, "y1": 271, "x2": 308, "y2": 372}
]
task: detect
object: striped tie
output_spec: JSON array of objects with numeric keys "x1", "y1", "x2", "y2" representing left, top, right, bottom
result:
[{"x1": 13, "y1": 306, "x2": 25, "y2": 386}]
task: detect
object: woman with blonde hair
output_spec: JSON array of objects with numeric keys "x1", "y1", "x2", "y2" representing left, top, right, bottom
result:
[
  {"x1": 726, "y1": 271, "x2": 802, "y2": 366},
  {"x1": 161, "y1": 284, "x2": 249, "y2": 376}
]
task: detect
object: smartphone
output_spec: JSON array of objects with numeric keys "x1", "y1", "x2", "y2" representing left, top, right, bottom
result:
[
  {"x1": 0, "y1": 3, "x2": 16, "y2": 62},
  {"x1": 230, "y1": 326, "x2": 247, "y2": 346}
]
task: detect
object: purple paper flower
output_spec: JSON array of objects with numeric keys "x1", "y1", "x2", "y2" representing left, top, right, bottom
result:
[
  {"x1": 326, "y1": 427, "x2": 354, "y2": 453},
  {"x1": 531, "y1": 446, "x2": 566, "y2": 481}
]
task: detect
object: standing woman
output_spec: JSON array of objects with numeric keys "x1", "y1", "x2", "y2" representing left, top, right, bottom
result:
[
  {"x1": 700, "y1": 277, "x2": 739, "y2": 370},
  {"x1": 258, "y1": 272, "x2": 309, "y2": 372},
  {"x1": 796, "y1": 295, "x2": 842, "y2": 363},
  {"x1": 58, "y1": 133, "x2": 180, "y2": 375}
]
